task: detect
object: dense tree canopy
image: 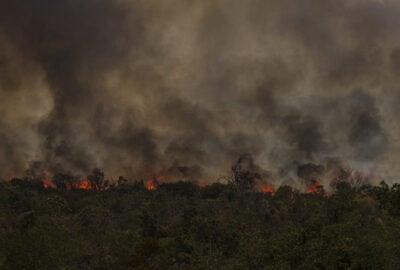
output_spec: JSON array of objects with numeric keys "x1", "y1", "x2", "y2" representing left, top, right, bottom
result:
[{"x1": 0, "y1": 179, "x2": 400, "y2": 269}]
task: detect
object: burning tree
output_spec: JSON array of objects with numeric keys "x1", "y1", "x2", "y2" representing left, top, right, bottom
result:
[
  {"x1": 87, "y1": 168, "x2": 107, "y2": 191},
  {"x1": 297, "y1": 163, "x2": 325, "y2": 195}
]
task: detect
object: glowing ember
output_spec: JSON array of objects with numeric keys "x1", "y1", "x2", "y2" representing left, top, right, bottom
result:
[
  {"x1": 146, "y1": 179, "x2": 157, "y2": 190},
  {"x1": 261, "y1": 185, "x2": 276, "y2": 195},
  {"x1": 306, "y1": 181, "x2": 324, "y2": 194},
  {"x1": 43, "y1": 179, "x2": 56, "y2": 189},
  {"x1": 146, "y1": 175, "x2": 165, "y2": 190},
  {"x1": 42, "y1": 177, "x2": 98, "y2": 191},
  {"x1": 38, "y1": 174, "x2": 327, "y2": 195},
  {"x1": 78, "y1": 179, "x2": 92, "y2": 190}
]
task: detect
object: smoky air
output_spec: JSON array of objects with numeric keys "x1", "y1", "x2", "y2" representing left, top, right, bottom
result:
[{"x1": 0, "y1": 0, "x2": 399, "y2": 189}]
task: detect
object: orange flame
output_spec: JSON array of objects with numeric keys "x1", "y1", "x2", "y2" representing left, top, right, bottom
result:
[
  {"x1": 261, "y1": 185, "x2": 276, "y2": 195},
  {"x1": 43, "y1": 179, "x2": 56, "y2": 189},
  {"x1": 77, "y1": 179, "x2": 92, "y2": 190},
  {"x1": 42, "y1": 178, "x2": 98, "y2": 191},
  {"x1": 306, "y1": 181, "x2": 324, "y2": 194},
  {"x1": 146, "y1": 175, "x2": 165, "y2": 190},
  {"x1": 146, "y1": 180, "x2": 157, "y2": 190},
  {"x1": 39, "y1": 174, "x2": 327, "y2": 196}
]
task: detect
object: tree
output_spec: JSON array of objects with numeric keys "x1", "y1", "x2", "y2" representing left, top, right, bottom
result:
[
  {"x1": 87, "y1": 168, "x2": 105, "y2": 191},
  {"x1": 231, "y1": 154, "x2": 260, "y2": 191},
  {"x1": 52, "y1": 173, "x2": 75, "y2": 191}
]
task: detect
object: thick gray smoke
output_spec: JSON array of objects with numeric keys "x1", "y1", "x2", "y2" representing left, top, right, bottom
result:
[{"x1": 1, "y1": 0, "x2": 400, "y2": 185}]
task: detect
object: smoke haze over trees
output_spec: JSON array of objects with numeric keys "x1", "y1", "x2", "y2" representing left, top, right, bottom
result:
[{"x1": 0, "y1": 0, "x2": 400, "y2": 185}]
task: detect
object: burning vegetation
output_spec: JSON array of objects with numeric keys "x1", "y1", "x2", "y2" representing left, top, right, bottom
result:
[
  {"x1": 260, "y1": 185, "x2": 276, "y2": 195},
  {"x1": 145, "y1": 175, "x2": 165, "y2": 191},
  {"x1": 0, "y1": 156, "x2": 396, "y2": 270},
  {"x1": 306, "y1": 180, "x2": 325, "y2": 195},
  {"x1": 7, "y1": 155, "x2": 366, "y2": 199},
  {"x1": 2, "y1": 167, "x2": 400, "y2": 269},
  {"x1": 1, "y1": 0, "x2": 400, "y2": 191},
  {"x1": 2, "y1": 0, "x2": 400, "y2": 268}
]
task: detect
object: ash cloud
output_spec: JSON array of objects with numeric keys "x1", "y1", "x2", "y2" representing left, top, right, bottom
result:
[{"x1": 0, "y1": 0, "x2": 400, "y2": 184}]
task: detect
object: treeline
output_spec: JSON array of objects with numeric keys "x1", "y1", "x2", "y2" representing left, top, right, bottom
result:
[{"x1": 1, "y1": 179, "x2": 400, "y2": 269}]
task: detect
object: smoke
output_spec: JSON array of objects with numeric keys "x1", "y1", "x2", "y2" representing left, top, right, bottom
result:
[{"x1": 1, "y1": 0, "x2": 400, "y2": 184}]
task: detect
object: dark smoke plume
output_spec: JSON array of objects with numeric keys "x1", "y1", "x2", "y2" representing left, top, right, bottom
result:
[{"x1": 0, "y1": 0, "x2": 400, "y2": 184}]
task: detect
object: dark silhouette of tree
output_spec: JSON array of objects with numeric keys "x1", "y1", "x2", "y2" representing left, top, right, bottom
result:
[
  {"x1": 231, "y1": 154, "x2": 260, "y2": 191},
  {"x1": 87, "y1": 168, "x2": 105, "y2": 190},
  {"x1": 52, "y1": 173, "x2": 75, "y2": 191}
]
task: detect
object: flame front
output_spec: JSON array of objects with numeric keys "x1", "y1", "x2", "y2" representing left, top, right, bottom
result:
[
  {"x1": 261, "y1": 185, "x2": 276, "y2": 195},
  {"x1": 146, "y1": 179, "x2": 157, "y2": 190},
  {"x1": 43, "y1": 179, "x2": 56, "y2": 189},
  {"x1": 306, "y1": 181, "x2": 323, "y2": 194},
  {"x1": 42, "y1": 178, "x2": 95, "y2": 191},
  {"x1": 146, "y1": 175, "x2": 165, "y2": 190},
  {"x1": 77, "y1": 179, "x2": 92, "y2": 190},
  {"x1": 40, "y1": 174, "x2": 329, "y2": 195}
]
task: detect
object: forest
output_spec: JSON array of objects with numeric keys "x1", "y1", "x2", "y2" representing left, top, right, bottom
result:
[{"x1": 1, "y1": 173, "x2": 400, "y2": 270}]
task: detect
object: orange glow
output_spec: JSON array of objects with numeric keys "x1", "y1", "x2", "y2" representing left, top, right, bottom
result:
[
  {"x1": 43, "y1": 179, "x2": 56, "y2": 189},
  {"x1": 42, "y1": 177, "x2": 98, "y2": 191},
  {"x1": 77, "y1": 179, "x2": 92, "y2": 190},
  {"x1": 198, "y1": 181, "x2": 207, "y2": 188},
  {"x1": 147, "y1": 179, "x2": 157, "y2": 190},
  {"x1": 261, "y1": 185, "x2": 276, "y2": 195},
  {"x1": 146, "y1": 175, "x2": 165, "y2": 190},
  {"x1": 32, "y1": 174, "x2": 328, "y2": 196},
  {"x1": 306, "y1": 181, "x2": 324, "y2": 194}
]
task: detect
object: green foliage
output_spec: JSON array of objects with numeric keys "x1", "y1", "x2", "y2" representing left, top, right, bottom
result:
[{"x1": 0, "y1": 180, "x2": 400, "y2": 269}]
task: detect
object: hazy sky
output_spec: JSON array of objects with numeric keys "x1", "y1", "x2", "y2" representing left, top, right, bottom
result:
[{"x1": 1, "y1": 0, "x2": 400, "y2": 186}]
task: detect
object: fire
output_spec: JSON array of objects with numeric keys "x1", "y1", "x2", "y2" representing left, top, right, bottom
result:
[
  {"x1": 146, "y1": 179, "x2": 157, "y2": 190},
  {"x1": 306, "y1": 181, "x2": 324, "y2": 194},
  {"x1": 146, "y1": 175, "x2": 165, "y2": 190},
  {"x1": 42, "y1": 178, "x2": 95, "y2": 191},
  {"x1": 43, "y1": 179, "x2": 56, "y2": 189},
  {"x1": 261, "y1": 185, "x2": 276, "y2": 195},
  {"x1": 38, "y1": 174, "x2": 327, "y2": 196},
  {"x1": 77, "y1": 179, "x2": 92, "y2": 190}
]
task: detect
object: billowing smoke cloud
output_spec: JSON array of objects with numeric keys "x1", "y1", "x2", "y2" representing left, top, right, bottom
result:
[{"x1": 1, "y1": 0, "x2": 400, "y2": 184}]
